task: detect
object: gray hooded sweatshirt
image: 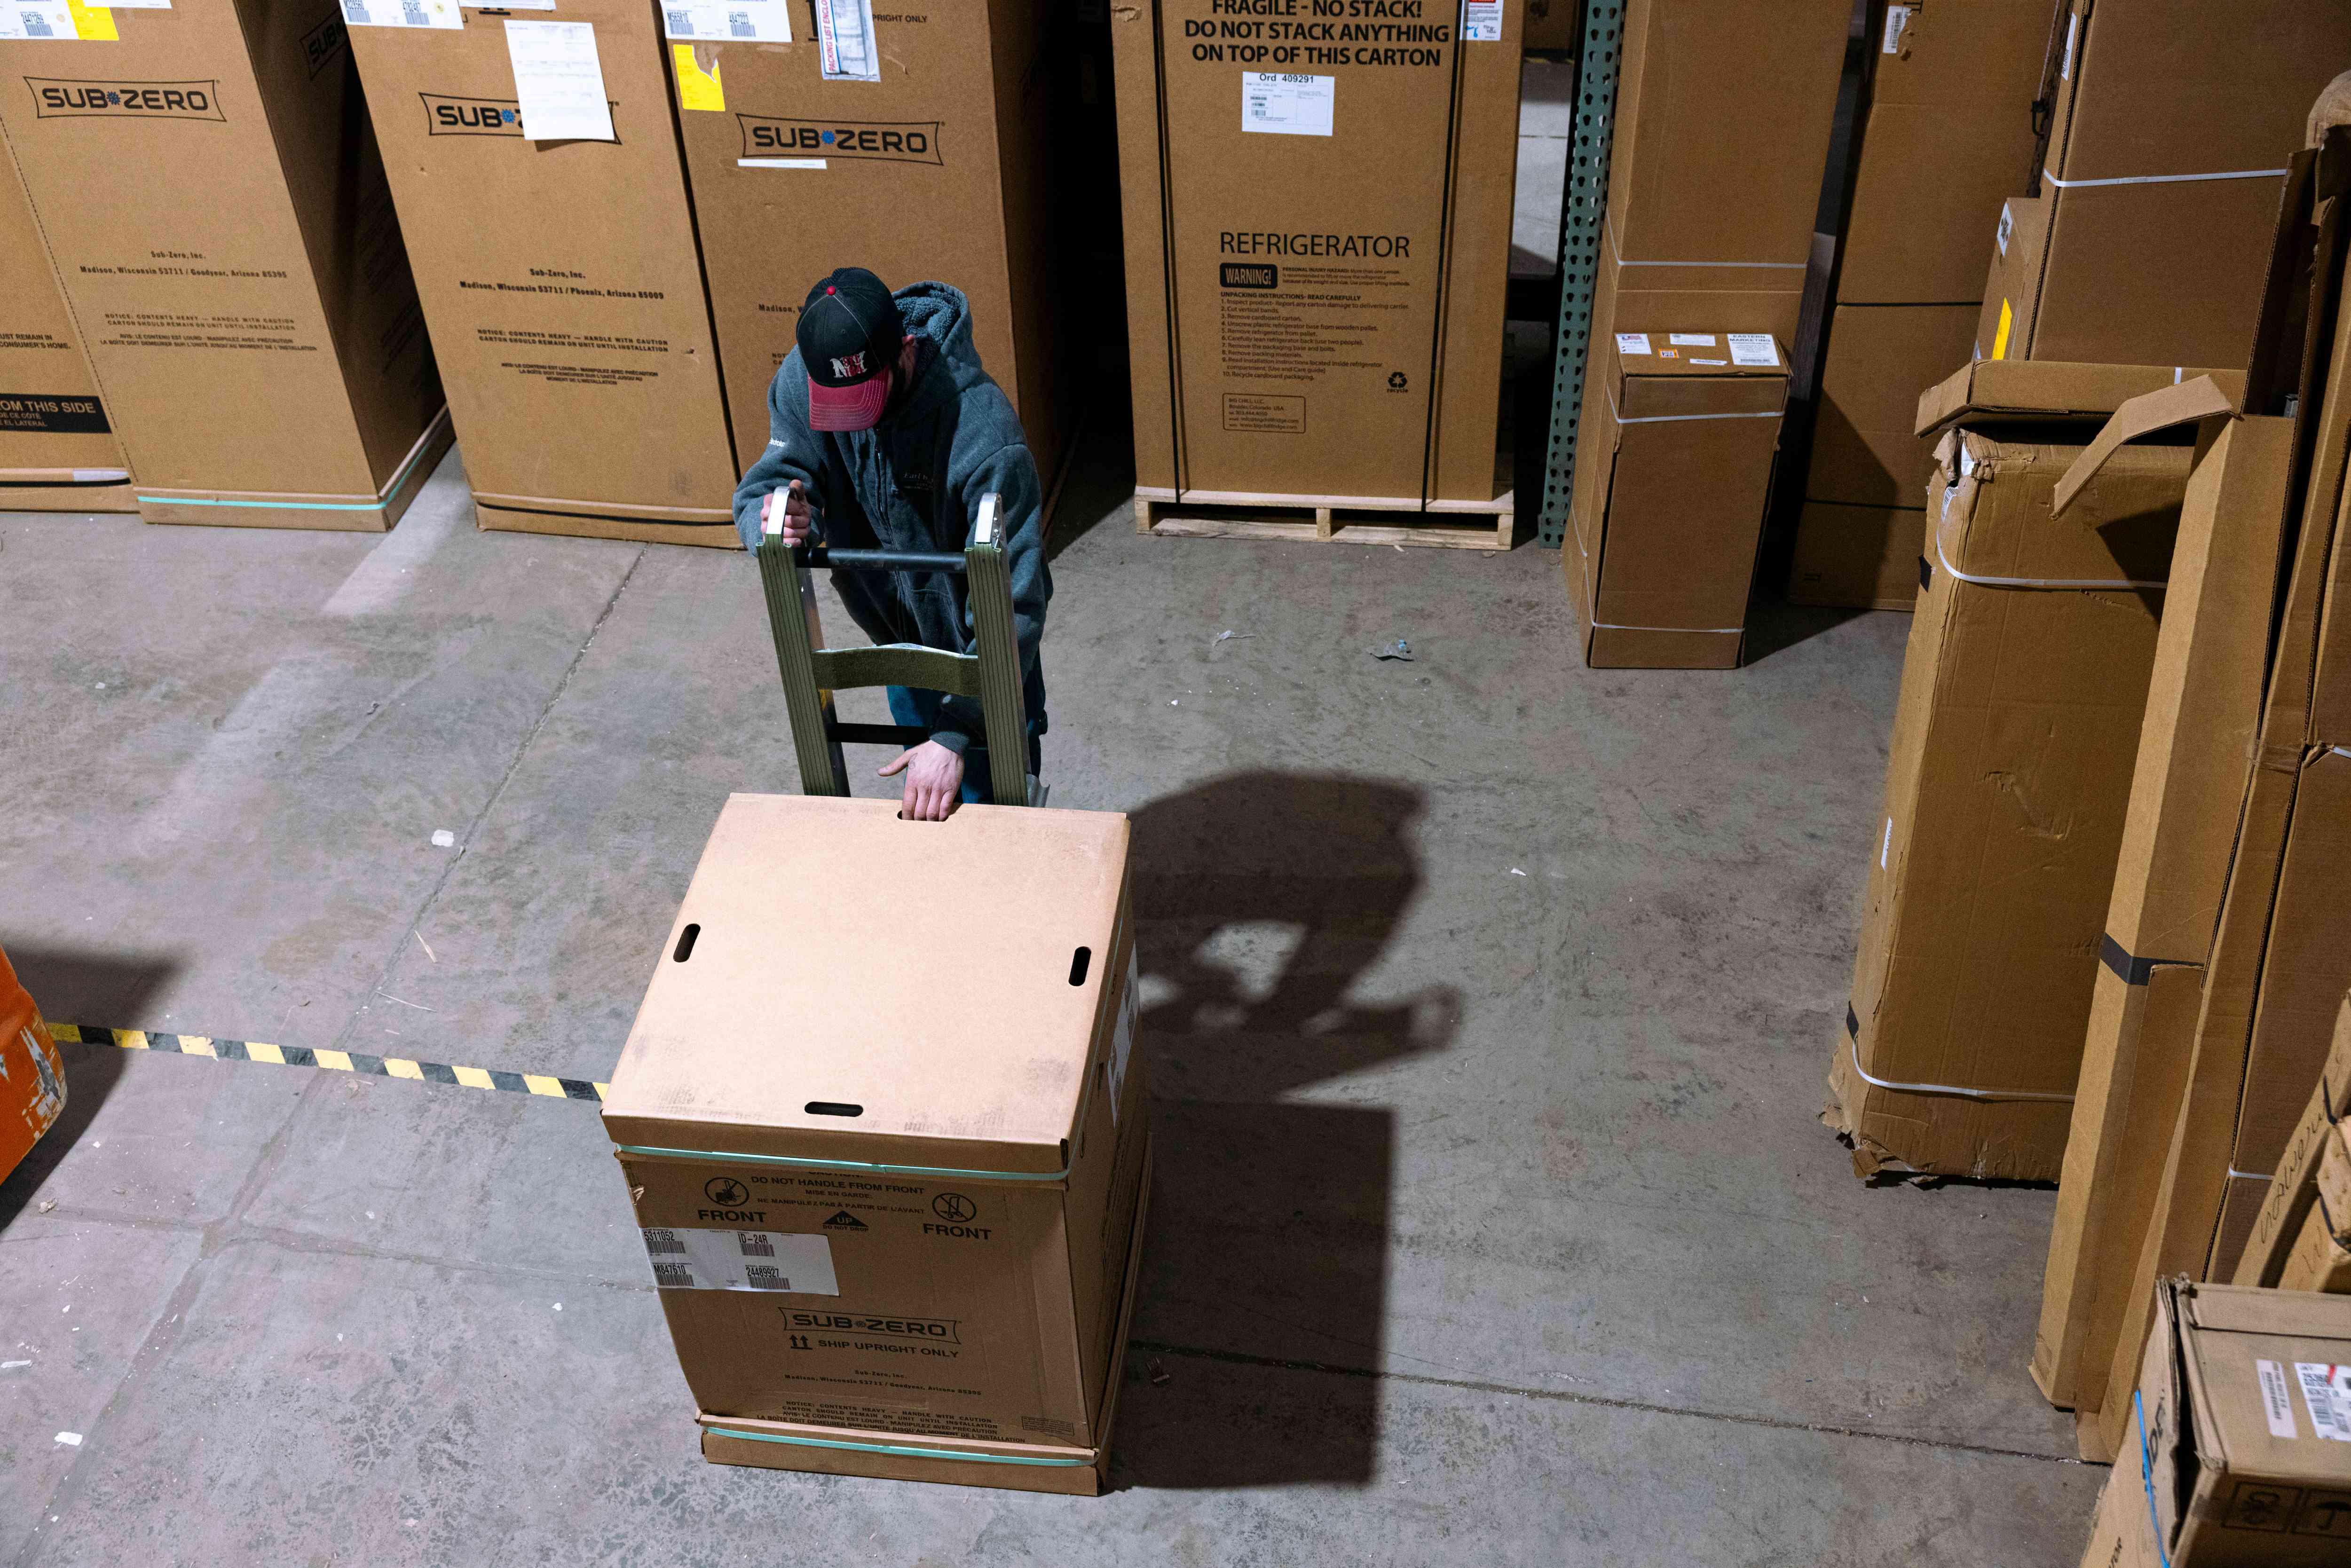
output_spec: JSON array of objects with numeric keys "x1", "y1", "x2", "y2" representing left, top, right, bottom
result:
[{"x1": 732, "y1": 282, "x2": 1049, "y2": 756}]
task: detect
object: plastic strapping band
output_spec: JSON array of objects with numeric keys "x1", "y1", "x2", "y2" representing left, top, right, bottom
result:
[
  {"x1": 614, "y1": 1143, "x2": 1069, "y2": 1181},
  {"x1": 703, "y1": 1426, "x2": 1090, "y2": 1467},
  {"x1": 1844, "y1": 1014, "x2": 2076, "y2": 1103},
  {"x1": 1591, "y1": 621, "x2": 1742, "y2": 633},
  {"x1": 1932, "y1": 520, "x2": 2165, "y2": 592},
  {"x1": 2135, "y1": 1390, "x2": 2174, "y2": 1568},
  {"x1": 1604, "y1": 387, "x2": 1782, "y2": 426},
  {"x1": 1606, "y1": 225, "x2": 1805, "y2": 269},
  {"x1": 2225, "y1": 1167, "x2": 2275, "y2": 1184},
  {"x1": 2042, "y1": 165, "x2": 2285, "y2": 190},
  {"x1": 138, "y1": 407, "x2": 450, "y2": 512}
]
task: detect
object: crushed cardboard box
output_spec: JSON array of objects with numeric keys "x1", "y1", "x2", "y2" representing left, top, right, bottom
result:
[
  {"x1": 603, "y1": 796, "x2": 1149, "y2": 1491},
  {"x1": 1828, "y1": 359, "x2": 2203, "y2": 1181},
  {"x1": 0, "y1": 0, "x2": 449, "y2": 530}
]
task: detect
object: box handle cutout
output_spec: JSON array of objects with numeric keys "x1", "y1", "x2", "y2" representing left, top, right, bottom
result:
[
  {"x1": 805, "y1": 1102, "x2": 864, "y2": 1118},
  {"x1": 672, "y1": 923, "x2": 701, "y2": 962},
  {"x1": 1068, "y1": 946, "x2": 1091, "y2": 986}
]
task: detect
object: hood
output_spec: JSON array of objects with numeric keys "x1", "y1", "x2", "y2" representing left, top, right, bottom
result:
[{"x1": 891, "y1": 282, "x2": 990, "y2": 416}]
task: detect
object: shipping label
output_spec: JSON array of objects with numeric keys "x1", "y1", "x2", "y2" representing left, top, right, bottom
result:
[
  {"x1": 340, "y1": 0, "x2": 460, "y2": 30},
  {"x1": 2297, "y1": 1363, "x2": 2351, "y2": 1442},
  {"x1": 663, "y1": 0, "x2": 789, "y2": 42},
  {"x1": 813, "y1": 0, "x2": 877, "y2": 80},
  {"x1": 1459, "y1": 1, "x2": 1499, "y2": 42},
  {"x1": 1728, "y1": 334, "x2": 1777, "y2": 368},
  {"x1": 640, "y1": 1224, "x2": 841, "y2": 1294},
  {"x1": 1241, "y1": 71, "x2": 1333, "y2": 136}
]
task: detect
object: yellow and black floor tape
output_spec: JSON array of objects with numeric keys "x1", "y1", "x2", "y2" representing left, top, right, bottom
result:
[{"x1": 45, "y1": 1024, "x2": 608, "y2": 1102}]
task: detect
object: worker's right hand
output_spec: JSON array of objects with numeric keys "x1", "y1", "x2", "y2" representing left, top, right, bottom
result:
[{"x1": 760, "y1": 479, "x2": 813, "y2": 547}]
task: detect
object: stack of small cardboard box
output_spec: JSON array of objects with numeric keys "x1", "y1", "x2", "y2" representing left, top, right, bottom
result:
[
  {"x1": 1979, "y1": 0, "x2": 2351, "y2": 369},
  {"x1": 1563, "y1": 0, "x2": 1849, "y2": 666},
  {"x1": 1787, "y1": 0, "x2": 2051, "y2": 612},
  {"x1": 604, "y1": 796, "x2": 1151, "y2": 1494},
  {"x1": 2026, "y1": 128, "x2": 2351, "y2": 1463}
]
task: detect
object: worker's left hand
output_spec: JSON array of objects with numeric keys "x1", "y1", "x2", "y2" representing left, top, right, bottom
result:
[{"x1": 880, "y1": 740, "x2": 964, "y2": 820}]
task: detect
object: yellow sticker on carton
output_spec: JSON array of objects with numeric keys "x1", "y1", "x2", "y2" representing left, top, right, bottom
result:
[
  {"x1": 1992, "y1": 298, "x2": 2013, "y2": 362},
  {"x1": 67, "y1": 0, "x2": 117, "y2": 40},
  {"x1": 673, "y1": 45, "x2": 724, "y2": 112}
]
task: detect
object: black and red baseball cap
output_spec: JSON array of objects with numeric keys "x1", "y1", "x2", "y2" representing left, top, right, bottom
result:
[{"x1": 797, "y1": 268, "x2": 903, "y2": 432}]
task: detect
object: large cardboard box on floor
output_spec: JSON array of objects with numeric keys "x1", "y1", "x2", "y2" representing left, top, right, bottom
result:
[
  {"x1": 344, "y1": 0, "x2": 741, "y2": 547},
  {"x1": 1836, "y1": 0, "x2": 2051, "y2": 308},
  {"x1": 667, "y1": 4, "x2": 1069, "y2": 496},
  {"x1": 2077, "y1": 1281, "x2": 2351, "y2": 1566},
  {"x1": 1978, "y1": 0, "x2": 2351, "y2": 369},
  {"x1": 0, "y1": 0, "x2": 448, "y2": 530},
  {"x1": 0, "y1": 127, "x2": 128, "y2": 512},
  {"x1": 1563, "y1": 329, "x2": 1787, "y2": 668},
  {"x1": 1111, "y1": 0, "x2": 1520, "y2": 506},
  {"x1": 1826, "y1": 360, "x2": 2200, "y2": 1181},
  {"x1": 2028, "y1": 373, "x2": 2286, "y2": 1415},
  {"x1": 1586, "y1": 0, "x2": 1850, "y2": 346},
  {"x1": 603, "y1": 795, "x2": 1150, "y2": 1494}
]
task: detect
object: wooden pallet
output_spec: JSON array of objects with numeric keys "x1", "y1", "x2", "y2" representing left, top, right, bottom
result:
[{"x1": 1132, "y1": 487, "x2": 1515, "y2": 551}]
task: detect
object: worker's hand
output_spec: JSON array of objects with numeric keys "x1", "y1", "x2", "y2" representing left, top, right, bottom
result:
[
  {"x1": 879, "y1": 740, "x2": 964, "y2": 821},
  {"x1": 760, "y1": 479, "x2": 813, "y2": 547}
]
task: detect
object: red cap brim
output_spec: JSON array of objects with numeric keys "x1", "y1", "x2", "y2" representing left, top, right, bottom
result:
[{"x1": 806, "y1": 370, "x2": 892, "y2": 432}]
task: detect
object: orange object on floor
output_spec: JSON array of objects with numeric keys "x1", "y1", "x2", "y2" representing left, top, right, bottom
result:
[{"x1": 0, "y1": 945, "x2": 66, "y2": 1182}]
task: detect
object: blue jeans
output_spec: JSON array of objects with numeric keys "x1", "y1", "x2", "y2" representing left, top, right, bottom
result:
[{"x1": 886, "y1": 687, "x2": 1043, "y2": 804}]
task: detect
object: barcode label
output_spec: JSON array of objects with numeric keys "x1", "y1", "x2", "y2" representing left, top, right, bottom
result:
[
  {"x1": 632, "y1": 1224, "x2": 839, "y2": 1294},
  {"x1": 2297, "y1": 1363, "x2": 2351, "y2": 1442},
  {"x1": 2259, "y1": 1359, "x2": 2299, "y2": 1438}
]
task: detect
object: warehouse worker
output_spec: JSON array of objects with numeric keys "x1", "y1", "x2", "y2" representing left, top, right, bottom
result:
[{"x1": 734, "y1": 268, "x2": 1050, "y2": 822}]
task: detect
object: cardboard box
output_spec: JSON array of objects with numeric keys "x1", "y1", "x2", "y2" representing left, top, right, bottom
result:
[
  {"x1": 2077, "y1": 1281, "x2": 2351, "y2": 1566},
  {"x1": 1805, "y1": 302, "x2": 1978, "y2": 508},
  {"x1": 2030, "y1": 377, "x2": 2289, "y2": 1412},
  {"x1": 1582, "y1": 0, "x2": 1849, "y2": 347},
  {"x1": 1827, "y1": 362, "x2": 2198, "y2": 1180},
  {"x1": 0, "y1": 124, "x2": 129, "y2": 512},
  {"x1": 0, "y1": 0, "x2": 449, "y2": 530},
  {"x1": 1563, "y1": 330, "x2": 1787, "y2": 669},
  {"x1": 1980, "y1": 0, "x2": 2351, "y2": 369},
  {"x1": 1785, "y1": 500, "x2": 1924, "y2": 611},
  {"x1": 668, "y1": 6, "x2": 1070, "y2": 498},
  {"x1": 1836, "y1": 0, "x2": 2051, "y2": 306},
  {"x1": 2280, "y1": 1128, "x2": 2351, "y2": 1293},
  {"x1": 345, "y1": 1, "x2": 741, "y2": 547},
  {"x1": 695, "y1": 1137, "x2": 1151, "y2": 1496},
  {"x1": 2237, "y1": 1001, "x2": 2351, "y2": 1291},
  {"x1": 1111, "y1": 0, "x2": 1520, "y2": 503},
  {"x1": 1523, "y1": 0, "x2": 1578, "y2": 53},
  {"x1": 604, "y1": 796, "x2": 1149, "y2": 1471}
]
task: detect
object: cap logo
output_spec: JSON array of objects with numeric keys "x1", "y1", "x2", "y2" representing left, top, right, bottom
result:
[{"x1": 829, "y1": 350, "x2": 869, "y2": 380}]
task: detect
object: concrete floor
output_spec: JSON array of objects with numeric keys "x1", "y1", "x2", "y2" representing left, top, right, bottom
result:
[{"x1": 0, "y1": 423, "x2": 2103, "y2": 1564}]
